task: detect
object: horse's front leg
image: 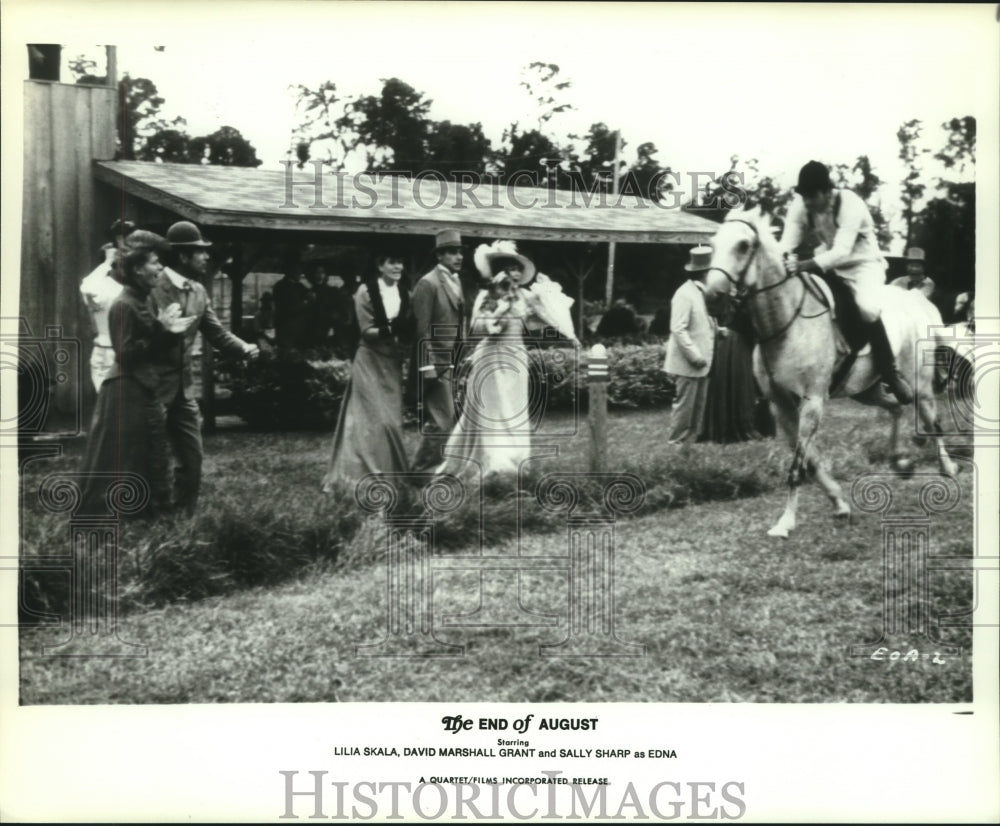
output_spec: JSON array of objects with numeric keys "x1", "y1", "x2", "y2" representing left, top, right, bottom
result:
[
  {"x1": 767, "y1": 394, "x2": 804, "y2": 538},
  {"x1": 884, "y1": 403, "x2": 916, "y2": 475}
]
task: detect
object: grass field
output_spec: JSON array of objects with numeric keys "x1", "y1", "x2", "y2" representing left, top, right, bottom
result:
[{"x1": 18, "y1": 399, "x2": 975, "y2": 704}]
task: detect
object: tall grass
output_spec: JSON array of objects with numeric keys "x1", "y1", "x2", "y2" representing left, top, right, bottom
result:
[{"x1": 18, "y1": 398, "x2": 971, "y2": 620}]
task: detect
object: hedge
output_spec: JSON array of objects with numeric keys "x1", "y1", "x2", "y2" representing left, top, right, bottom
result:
[{"x1": 226, "y1": 344, "x2": 674, "y2": 430}]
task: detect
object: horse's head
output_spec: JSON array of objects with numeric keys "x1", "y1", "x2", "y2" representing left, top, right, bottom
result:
[{"x1": 703, "y1": 205, "x2": 775, "y2": 305}]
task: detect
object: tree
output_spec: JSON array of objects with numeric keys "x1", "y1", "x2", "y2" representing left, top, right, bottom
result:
[
  {"x1": 912, "y1": 184, "x2": 974, "y2": 297},
  {"x1": 911, "y1": 116, "x2": 976, "y2": 296},
  {"x1": 494, "y1": 62, "x2": 576, "y2": 186},
  {"x1": 338, "y1": 77, "x2": 432, "y2": 172},
  {"x1": 189, "y1": 126, "x2": 262, "y2": 167},
  {"x1": 138, "y1": 128, "x2": 192, "y2": 163},
  {"x1": 896, "y1": 118, "x2": 930, "y2": 248},
  {"x1": 69, "y1": 54, "x2": 105, "y2": 85},
  {"x1": 629, "y1": 142, "x2": 675, "y2": 204},
  {"x1": 564, "y1": 122, "x2": 621, "y2": 192},
  {"x1": 831, "y1": 155, "x2": 893, "y2": 250},
  {"x1": 425, "y1": 121, "x2": 491, "y2": 177},
  {"x1": 496, "y1": 125, "x2": 560, "y2": 186},
  {"x1": 289, "y1": 80, "x2": 350, "y2": 169},
  {"x1": 115, "y1": 74, "x2": 189, "y2": 161},
  {"x1": 694, "y1": 156, "x2": 792, "y2": 223},
  {"x1": 934, "y1": 116, "x2": 976, "y2": 174},
  {"x1": 291, "y1": 77, "x2": 491, "y2": 178},
  {"x1": 518, "y1": 62, "x2": 575, "y2": 131}
]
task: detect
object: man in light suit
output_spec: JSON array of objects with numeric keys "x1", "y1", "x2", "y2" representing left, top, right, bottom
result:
[
  {"x1": 149, "y1": 221, "x2": 259, "y2": 515},
  {"x1": 410, "y1": 229, "x2": 466, "y2": 472},
  {"x1": 663, "y1": 245, "x2": 717, "y2": 444}
]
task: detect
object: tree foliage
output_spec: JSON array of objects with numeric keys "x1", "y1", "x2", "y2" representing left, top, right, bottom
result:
[{"x1": 896, "y1": 118, "x2": 930, "y2": 248}]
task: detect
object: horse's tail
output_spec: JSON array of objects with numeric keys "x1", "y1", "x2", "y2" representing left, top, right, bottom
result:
[{"x1": 907, "y1": 293, "x2": 974, "y2": 398}]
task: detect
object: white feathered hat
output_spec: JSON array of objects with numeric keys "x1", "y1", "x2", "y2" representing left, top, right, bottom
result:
[{"x1": 473, "y1": 240, "x2": 536, "y2": 285}]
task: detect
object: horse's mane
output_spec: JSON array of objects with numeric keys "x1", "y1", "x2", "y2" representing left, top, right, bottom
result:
[{"x1": 722, "y1": 205, "x2": 780, "y2": 259}]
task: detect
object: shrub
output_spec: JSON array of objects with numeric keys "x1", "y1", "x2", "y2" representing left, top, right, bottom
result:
[
  {"x1": 227, "y1": 351, "x2": 350, "y2": 430},
  {"x1": 607, "y1": 344, "x2": 674, "y2": 408},
  {"x1": 225, "y1": 344, "x2": 672, "y2": 430}
]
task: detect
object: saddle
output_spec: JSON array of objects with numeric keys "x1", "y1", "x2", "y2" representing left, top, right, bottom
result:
[{"x1": 801, "y1": 272, "x2": 870, "y2": 394}]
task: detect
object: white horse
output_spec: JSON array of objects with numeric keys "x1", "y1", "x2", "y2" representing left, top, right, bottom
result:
[{"x1": 704, "y1": 206, "x2": 958, "y2": 538}]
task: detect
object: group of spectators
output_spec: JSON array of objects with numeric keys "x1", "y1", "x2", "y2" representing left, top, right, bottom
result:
[
  {"x1": 79, "y1": 220, "x2": 259, "y2": 518},
  {"x1": 257, "y1": 262, "x2": 358, "y2": 356}
]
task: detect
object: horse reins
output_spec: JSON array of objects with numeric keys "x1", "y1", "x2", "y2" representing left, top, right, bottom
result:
[{"x1": 706, "y1": 218, "x2": 831, "y2": 344}]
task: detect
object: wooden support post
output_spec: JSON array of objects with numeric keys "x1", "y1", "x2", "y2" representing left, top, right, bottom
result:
[
  {"x1": 201, "y1": 345, "x2": 216, "y2": 433},
  {"x1": 603, "y1": 130, "x2": 622, "y2": 307},
  {"x1": 229, "y1": 243, "x2": 245, "y2": 337},
  {"x1": 587, "y1": 344, "x2": 609, "y2": 472},
  {"x1": 105, "y1": 46, "x2": 117, "y2": 87}
]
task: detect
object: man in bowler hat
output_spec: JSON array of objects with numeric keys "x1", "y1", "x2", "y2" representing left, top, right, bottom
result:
[
  {"x1": 663, "y1": 245, "x2": 717, "y2": 445},
  {"x1": 150, "y1": 220, "x2": 259, "y2": 515},
  {"x1": 410, "y1": 229, "x2": 466, "y2": 472}
]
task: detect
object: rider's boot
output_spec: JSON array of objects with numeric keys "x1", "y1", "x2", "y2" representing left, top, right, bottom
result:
[{"x1": 868, "y1": 317, "x2": 914, "y2": 404}]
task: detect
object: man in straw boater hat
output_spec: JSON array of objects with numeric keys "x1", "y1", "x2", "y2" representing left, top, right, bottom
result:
[
  {"x1": 410, "y1": 229, "x2": 466, "y2": 473},
  {"x1": 149, "y1": 220, "x2": 259, "y2": 515},
  {"x1": 889, "y1": 247, "x2": 936, "y2": 300},
  {"x1": 663, "y1": 245, "x2": 717, "y2": 445},
  {"x1": 781, "y1": 160, "x2": 913, "y2": 404}
]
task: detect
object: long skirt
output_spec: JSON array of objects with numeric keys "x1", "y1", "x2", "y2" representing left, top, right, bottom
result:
[
  {"x1": 321, "y1": 344, "x2": 409, "y2": 492},
  {"x1": 79, "y1": 377, "x2": 170, "y2": 516},
  {"x1": 700, "y1": 330, "x2": 764, "y2": 444},
  {"x1": 437, "y1": 336, "x2": 533, "y2": 480}
]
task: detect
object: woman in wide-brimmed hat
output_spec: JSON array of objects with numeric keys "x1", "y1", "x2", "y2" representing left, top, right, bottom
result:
[
  {"x1": 435, "y1": 240, "x2": 576, "y2": 481},
  {"x1": 79, "y1": 233, "x2": 195, "y2": 516},
  {"x1": 321, "y1": 245, "x2": 414, "y2": 492}
]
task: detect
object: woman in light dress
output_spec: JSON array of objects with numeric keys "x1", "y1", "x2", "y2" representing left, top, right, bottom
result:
[{"x1": 436, "y1": 241, "x2": 576, "y2": 481}]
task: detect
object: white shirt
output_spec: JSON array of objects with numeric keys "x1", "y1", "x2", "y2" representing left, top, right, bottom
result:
[
  {"x1": 164, "y1": 266, "x2": 192, "y2": 291},
  {"x1": 781, "y1": 189, "x2": 885, "y2": 272},
  {"x1": 80, "y1": 248, "x2": 123, "y2": 346},
  {"x1": 378, "y1": 279, "x2": 401, "y2": 321}
]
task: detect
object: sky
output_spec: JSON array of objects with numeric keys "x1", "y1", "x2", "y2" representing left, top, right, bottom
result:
[{"x1": 5, "y1": 2, "x2": 997, "y2": 251}]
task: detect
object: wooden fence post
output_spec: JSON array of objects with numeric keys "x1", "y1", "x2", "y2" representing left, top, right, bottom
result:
[{"x1": 588, "y1": 344, "x2": 609, "y2": 472}]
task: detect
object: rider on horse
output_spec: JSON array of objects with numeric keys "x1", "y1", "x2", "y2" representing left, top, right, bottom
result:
[{"x1": 780, "y1": 160, "x2": 913, "y2": 405}]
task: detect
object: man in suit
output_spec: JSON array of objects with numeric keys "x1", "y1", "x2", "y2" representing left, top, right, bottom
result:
[
  {"x1": 410, "y1": 229, "x2": 466, "y2": 472},
  {"x1": 272, "y1": 255, "x2": 308, "y2": 350},
  {"x1": 150, "y1": 221, "x2": 259, "y2": 515},
  {"x1": 663, "y1": 245, "x2": 717, "y2": 445}
]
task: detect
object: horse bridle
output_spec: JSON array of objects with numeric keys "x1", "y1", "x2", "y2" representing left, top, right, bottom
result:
[
  {"x1": 708, "y1": 218, "x2": 793, "y2": 294},
  {"x1": 706, "y1": 218, "x2": 830, "y2": 344}
]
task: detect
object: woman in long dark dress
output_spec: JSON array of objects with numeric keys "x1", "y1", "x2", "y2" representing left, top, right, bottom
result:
[
  {"x1": 321, "y1": 254, "x2": 413, "y2": 492},
  {"x1": 79, "y1": 237, "x2": 192, "y2": 516},
  {"x1": 700, "y1": 297, "x2": 773, "y2": 443}
]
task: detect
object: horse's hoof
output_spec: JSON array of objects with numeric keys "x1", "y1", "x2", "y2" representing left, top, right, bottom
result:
[
  {"x1": 833, "y1": 508, "x2": 851, "y2": 521},
  {"x1": 941, "y1": 462, "x2": 960, "y2": 479},
  {"x1": 891, "y1": 457, "x2": 916, "y2": 477},
  {"x1": 767, "y1": 526, "x2": 790, "y2": 539}
]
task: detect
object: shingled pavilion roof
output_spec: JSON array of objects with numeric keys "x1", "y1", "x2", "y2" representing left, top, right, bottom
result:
[{"x1": 94, "y1": 160, "x2": 719, "y2": 244}]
